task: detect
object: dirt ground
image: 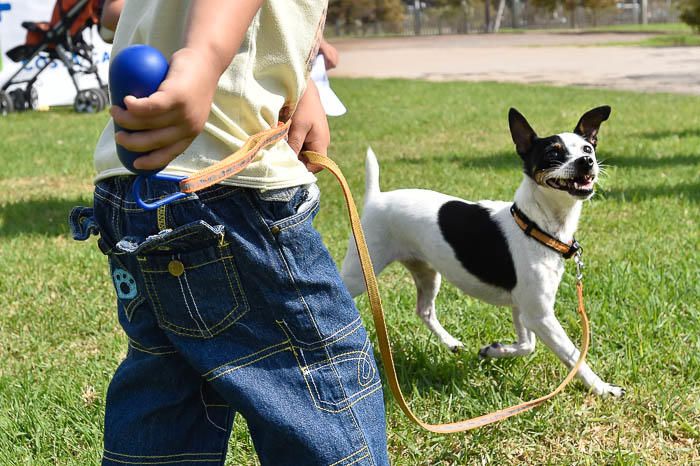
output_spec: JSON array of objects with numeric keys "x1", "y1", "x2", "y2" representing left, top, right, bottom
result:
[{"x1": 329, "y1": 33, "x2": 700, "y2": 95}]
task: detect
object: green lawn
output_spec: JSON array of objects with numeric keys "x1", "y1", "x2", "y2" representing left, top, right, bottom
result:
[
  {"x1": 498, "y1": 22, "x2": 693, "y2": 35},
  {"x1": 1, "y1": 79, "x2": 699, "y2": 465}
]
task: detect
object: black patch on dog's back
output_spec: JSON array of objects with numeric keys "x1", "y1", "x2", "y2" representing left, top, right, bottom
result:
[{"x1": 438, "y1": 201, "x2": 516, "y2": 290}]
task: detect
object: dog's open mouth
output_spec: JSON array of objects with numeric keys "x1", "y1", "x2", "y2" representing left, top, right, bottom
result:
[{"x1": 546, "y1": 175, "x2": 595, "y2": 197}]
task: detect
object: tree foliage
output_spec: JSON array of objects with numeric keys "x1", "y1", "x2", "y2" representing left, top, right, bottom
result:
[
  {"x1": 681, "y1": 0, "x2": 700, "y2": 31},
  {"x1": 327, "y1": 0, "x2": 405, "y2": 25}
]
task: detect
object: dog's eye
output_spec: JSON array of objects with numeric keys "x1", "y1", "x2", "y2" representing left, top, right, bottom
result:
[{"x1": 583, "y1": 145, "x2": 593, "y2": 154}]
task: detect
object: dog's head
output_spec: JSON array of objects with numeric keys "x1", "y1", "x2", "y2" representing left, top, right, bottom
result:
[{"x1": 508, "y1": 106, "x2": 611, "y2": 200}]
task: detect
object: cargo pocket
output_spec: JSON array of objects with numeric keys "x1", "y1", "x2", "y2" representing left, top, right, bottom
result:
[
  {"x1": 122, "y1": 221, "x2": 248, "y2": 339},
  {"x1": 279, "y1": 319, "x2": 382, "y2": 414}
]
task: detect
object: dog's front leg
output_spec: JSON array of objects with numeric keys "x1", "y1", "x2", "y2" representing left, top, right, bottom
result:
[
  {"x1": 522, "y1": 312, "x2": 625, "y2": 397},
  {"x1": 479, "y1": 306, "x2": 536, "y2": 359}
]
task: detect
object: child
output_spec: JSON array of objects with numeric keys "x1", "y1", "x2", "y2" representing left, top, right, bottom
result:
[{"x1": 70, "y1": 1, "x2": 389, "y2": 465}]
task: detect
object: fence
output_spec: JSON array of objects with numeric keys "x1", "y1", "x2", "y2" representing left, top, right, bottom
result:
[{"x1": 324, "y1": 0, "x2": 681, "y2": 38}]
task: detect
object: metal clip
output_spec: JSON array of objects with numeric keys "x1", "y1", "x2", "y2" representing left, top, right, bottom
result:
[{"x1": 574, "y1": 248, "x2": 584, "y2": 283}]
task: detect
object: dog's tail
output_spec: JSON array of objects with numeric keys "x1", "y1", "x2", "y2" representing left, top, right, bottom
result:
[{"x1": 365, "y1": 146, "x2": 381, "y2": 202}]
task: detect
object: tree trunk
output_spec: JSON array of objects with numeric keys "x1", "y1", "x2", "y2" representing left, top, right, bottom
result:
[
  {"x1": 493, "y1": 0, "x2": 506, "y2": 32},
  {"x1": 485, "y1": 0, "x2": 491, "y2": 32}
]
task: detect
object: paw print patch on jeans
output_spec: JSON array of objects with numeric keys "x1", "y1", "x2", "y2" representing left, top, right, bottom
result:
[{"x1": 112, "y1": 268, "x2": 137, "y2": 300}]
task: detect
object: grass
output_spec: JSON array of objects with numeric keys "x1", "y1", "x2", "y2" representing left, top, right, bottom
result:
[
  {"x1": 635, "y1": 33, "x2": 700, "y2": 46},
  {"x1": 498, "y1": 22, "x2": 693, "y2": 35},
  {"x1": 1, "y1": 79, "x2": 699, "y2": 464}
]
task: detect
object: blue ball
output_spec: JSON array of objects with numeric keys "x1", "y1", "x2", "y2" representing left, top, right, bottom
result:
[{"x1": 109, "y1": 44, "x2": 169, "y2": 175}]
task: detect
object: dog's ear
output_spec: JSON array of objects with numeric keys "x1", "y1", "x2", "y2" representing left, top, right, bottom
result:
[
  {"x1": 573, "y1": 106, "x2": 611, "y2": 147},
  {"x1": 509, "y1": 108, "x2": 538, "y2": 158}
]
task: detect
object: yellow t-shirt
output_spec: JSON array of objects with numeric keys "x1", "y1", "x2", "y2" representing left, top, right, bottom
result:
[{"x1": 94, "y1": 0, "x2": 327, "y2": 190}]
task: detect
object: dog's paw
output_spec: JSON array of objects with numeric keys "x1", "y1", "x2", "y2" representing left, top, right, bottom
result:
[
  {"x1": 478, "y1": 342, "x2": 504, "y2": 359},
  {"x1": 594, "y1": 383, "x2": 626, "y2": 398},
  {"x1": 448, "y1": 341, "x2": 465, "y2": 354}
]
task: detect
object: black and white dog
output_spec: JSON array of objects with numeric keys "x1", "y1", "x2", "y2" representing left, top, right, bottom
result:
[{"x1": 341, "y1": 107, "x2": 624, "y2": 396}]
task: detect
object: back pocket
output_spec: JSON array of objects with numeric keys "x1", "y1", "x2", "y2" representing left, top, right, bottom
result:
[{"x1": 133, "y1": 221, "x2": 248, "y2": 338}]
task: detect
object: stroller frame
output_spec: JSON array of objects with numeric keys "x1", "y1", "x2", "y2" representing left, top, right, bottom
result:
[{"x1": 1, "y1": 0, "x2": 107, "y2": 114}]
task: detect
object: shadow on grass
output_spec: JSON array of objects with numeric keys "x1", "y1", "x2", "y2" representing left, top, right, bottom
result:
[
  {"x1": 637, "y1": 128, "x2": 700, "y2": 141},
  {"x1": 373, "y1": 339, "x2": 538, "y2": 402},
  {"x1": 0, "y1": 197, "x2": 86, "y2": 237},
  {"x1": 600, "y1": 181, "x2": 700, "y2": 202},
  {"x1": 605, "y1": 153, "x2": 700, "y2": 169},
  {"x1": 394, "y1": 150, "x2": 518, "y2": 170}
]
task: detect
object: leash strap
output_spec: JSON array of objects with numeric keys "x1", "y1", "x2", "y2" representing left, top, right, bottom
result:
[
  {"x1": 178, "y1": 120, "x2": 292, "y2": 193},
  {"x1": 302, "y1": 150, "x2": 590, "y2": 433}
]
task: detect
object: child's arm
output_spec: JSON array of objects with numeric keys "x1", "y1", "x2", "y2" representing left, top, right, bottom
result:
[
  {"x1": 111, "y1": 0, "x2": 264, "y2": 171},
  {"x1": 100, "y1": 0, "x2": 124, "y2": 32}
]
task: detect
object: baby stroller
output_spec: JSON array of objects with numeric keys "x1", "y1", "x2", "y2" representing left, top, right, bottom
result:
[{"x1": 0, "y1": 0, "x2": 108, "y2": 115}]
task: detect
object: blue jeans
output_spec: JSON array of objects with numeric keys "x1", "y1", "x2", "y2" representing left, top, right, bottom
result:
[{"x1": 70, "y1": 176, "x2": 389, "y2": 466}]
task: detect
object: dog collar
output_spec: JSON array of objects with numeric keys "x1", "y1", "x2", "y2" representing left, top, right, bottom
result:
[{"x1": 510, "y1": 204, "x2": 580, "y2": 259}]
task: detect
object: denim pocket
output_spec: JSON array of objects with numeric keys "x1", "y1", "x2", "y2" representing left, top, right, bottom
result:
[
  {"x1": 254, "y1": 184, "x2": 321, "y2": 231},
  {"x1": 130, "y1": 221, "x2": 249, "y2": 338},
  {"x1": 280, "y1": 320, "x2": 382, "y2": 414}
]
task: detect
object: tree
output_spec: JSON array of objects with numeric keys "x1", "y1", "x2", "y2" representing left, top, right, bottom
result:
[
  {"x1": 681, "y1": 0, "x2": 700, "y2": 31},
  {"x1": 585, "y1": 0, "x2": 616, "y2": 26},
  {"x1": 328, "y1": 0, "x2": 405, "y2": 33}
]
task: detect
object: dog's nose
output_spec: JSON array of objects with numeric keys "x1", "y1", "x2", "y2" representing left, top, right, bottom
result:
[{"x1": 576, "y1": 156, "x2": 595, "y2": 169}]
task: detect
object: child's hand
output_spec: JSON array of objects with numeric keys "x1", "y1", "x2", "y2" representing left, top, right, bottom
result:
[
  {"x1": 288, "y1": 80, "x2": 330, "y2": 173},
  {"x1": 319, "y1": 39, "x2": 339, "y2": 70},
  {"x1": 111, "y1": 48, "x2": 221, "y2": 171}
]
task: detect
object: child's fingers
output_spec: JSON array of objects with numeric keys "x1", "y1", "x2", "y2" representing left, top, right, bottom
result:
[
  {"x1": 123, "y1": 91, "x2": 175, "y2": 117},
  {"x1": 115, "y1": 126, "x2": 185, "y2": 153},
  {"x1": 110, "y1": 105, "x2": 178, "y2": 131},
  {"x1": 287, "y1": 121, "x2": 311, "y2": 155},
  {"x1": 132, "y1": 138, "x2": 193, "y2": 171}
]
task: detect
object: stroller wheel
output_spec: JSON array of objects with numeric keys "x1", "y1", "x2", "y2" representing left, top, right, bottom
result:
[
  {"x1": 95, "y1": 87, "x2": 110, "y2": 108},
  {"x1": 25, "y1": 86, "x2": 39, "y2": 111},
  {"x1": 9, "y1": 88, "x2": 28, "y2": 112},
  {"x1": 0, "y1": 91, "x2": 14, "y2": 116},
  {"x1": 74, "y1": 88, "x2": 105, "y2": 113}
]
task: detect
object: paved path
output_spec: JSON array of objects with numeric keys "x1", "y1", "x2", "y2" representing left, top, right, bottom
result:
[{"x1": 330, "y1": 33, "x2": 700, "y2": 95}]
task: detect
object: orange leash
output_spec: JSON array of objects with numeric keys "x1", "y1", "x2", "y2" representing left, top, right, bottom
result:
[
  {"x1": 178, "y1": 120, "x2": 292, "y2": 193},
  {"x1": 176, "y1": 133, "x2": 590, "y2": 432},
  {"x1": 302, "y1": 150, "x2": 590, "y2": 433}
]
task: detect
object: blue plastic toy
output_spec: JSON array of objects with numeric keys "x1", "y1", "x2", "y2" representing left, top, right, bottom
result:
[{"x1": 109, "y1": 44, "x2": 187, "y2": 210}]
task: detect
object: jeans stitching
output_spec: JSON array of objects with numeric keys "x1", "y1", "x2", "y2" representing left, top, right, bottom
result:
[
  {"x1": 124, "y1": 295, "x2": 145, "y2": 322},
  {"x1": 329, "y1": 447, "x2": 368, "y2": 466},
  {"x1": 284, "y1": 338, "x2": 382, "y2": 414},
  {"x1": 157, "y1": 205, "x2": 167, "y2": 231},
  {"x1": 272, "y1": 201, "x2": 320, "y2": 232},
  {"x1": 205, "y1": 346, "x2": 292, "y2": 382},
  {"x1": 199, "y1": 383, "x2": 228, "y2": 433},
  {"x1": 127, "y1": 341, "x2": 178, "y2": 356},
  {"x1": 277, "y1": 322, "x2": 382, "y2": 412},
  {"x1": 303, "y1": 351, "x2": 366, "y2": 373},
  {"x1": 142, "y1": 254, "x2": 234, "y2": 273},
  {"x1": 103, "y1": 450, "x2": 222, "y2": 458},
  {"x1": 127, "y1": 338, "x2": 176, "y2": 355},
  {"x1": 357, "y1": 337, "x2": 375, "y2": 388},
  {"x1": 102, "y1": 456, "x2": 222, "y2": 465},
  {"x1": 345, "y1": 453, "x2": 371, "y2": 466},
  {"x1": 182, "y1": 270, "x2": 212, "y2": 337},
  {"x1": 175, "y1": 269, "x2": 207, "y2": 336},
  {"x1": 202, "y1": 340, "x2": 290, "y2": 378},
  {"x1": 276, "y1": 317, "x2": 362, "y2": 350}
]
